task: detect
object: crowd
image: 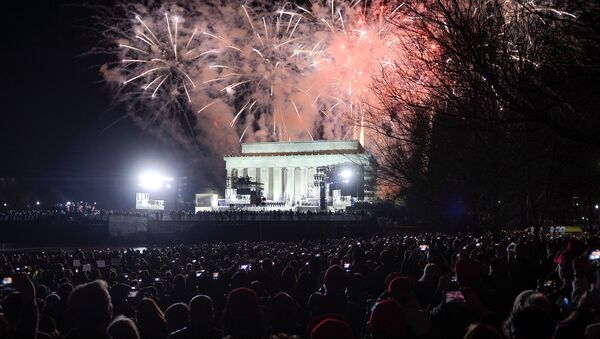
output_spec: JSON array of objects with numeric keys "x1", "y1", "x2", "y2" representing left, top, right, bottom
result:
[
  {"x1": 0, "y1": 210, "x2": 107, "y2": 223},
  {"x1": 0, "y1": 208, "x2": 360, "y2": 223},
  {"x1": 1, "y1": 232, "x2": 600, "y2": 338}
]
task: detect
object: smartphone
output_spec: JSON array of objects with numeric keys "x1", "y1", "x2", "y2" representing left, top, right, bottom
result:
[
  {"x1": 589, "y1": 249, "x2": 600, "y2": 261},
  {"x1": 128, "y1": 291, "x2": 138, "y2": 298},
  {"x1": 445, "y1": 290, "x2": 466, "y2": 303},
  {"x1": 154, "y1": 277, "x2": 160, "y2": 282},
  {"x1": 212, "y1": 272, "x2": 219, "y2": 280},
  {"x1": 419, "y1": 244, "x2": 429, "y2": 251},
  {"x1": 343, "y1": 262, "x2": 351, "y2": 269},
  {"x1": 543, "y1": 280, "x2": 555, "y2": 288},
  {"x1": 196, "y1": 271, "x2": 202, "y2": 277},
  {"x1": 2, "y1": 277, "x2": 12, "y2": 286},
  {"x1": 240, "y1": 264, "x2": 249, "y2": 271}
]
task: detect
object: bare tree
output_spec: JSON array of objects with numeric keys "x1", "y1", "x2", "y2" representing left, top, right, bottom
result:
[{"x1": 365, "y1": 0, "x2": 600, "y2": 232}]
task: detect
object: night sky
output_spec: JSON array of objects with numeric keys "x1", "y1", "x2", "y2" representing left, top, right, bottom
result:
[{"x1": 0, "y1": 1, "x2": 186, "y2": 208}]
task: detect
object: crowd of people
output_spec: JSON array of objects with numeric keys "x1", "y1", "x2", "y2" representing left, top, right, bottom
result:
[
  {"x1": 0, "y1": 208, "x2": 361, "y2": 223},
  {"x1": 1, "y1": 232, "x2": 600, "y2": 338},
  {"x1": 0, "y1": 209, "x2": 107, "y2": 223}
]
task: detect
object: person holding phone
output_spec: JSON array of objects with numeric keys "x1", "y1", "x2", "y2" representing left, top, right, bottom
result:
[{"x1": 1, "y1": 273, "x2": 38, "y2": 339}]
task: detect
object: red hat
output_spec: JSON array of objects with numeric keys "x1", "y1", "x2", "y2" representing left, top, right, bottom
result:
[
  {"x1": 324, "y1": 265, "x2": 346, "y2": 293},
  {"x1": 310, "y1": 317, "x2": 354, "y2": 339},
  {"x1": 387, "y1": 276, "x2": 413, "y2": 302},
  {"x1": 225, "y1": 287, "x2": 259, "y2": 316},
  {"x1": 368, "y1": 299, "x2": 406, "y2": 337},
  {"x1": 454, "y1": 258, "x2": 481, "y2": 287}
]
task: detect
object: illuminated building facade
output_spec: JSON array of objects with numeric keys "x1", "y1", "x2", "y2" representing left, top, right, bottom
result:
[{"x1": 224, "y1": 140, "x2": 376, "y2": 208}]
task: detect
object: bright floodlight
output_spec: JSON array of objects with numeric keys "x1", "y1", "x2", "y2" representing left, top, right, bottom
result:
[
  {"x1": 138, "y1": 171, "x2": 173, "y2": 189},
  {"x1": 340, "y1": 169, "x2": 352, "y2": 179}
]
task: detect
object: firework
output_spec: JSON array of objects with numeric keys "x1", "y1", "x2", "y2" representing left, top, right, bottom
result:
[
  {"x1": 100, "y1": 0, "x2": 415, "y2": 145},
  {"x1": 202, "y1": 3, "x2": 324, "y2": 141},
  {"x1": 118, "y1": 11, "x2": 207, "y2": 104},
  {"x1": 302, "y1": 1, "x2": 405, "y2": 144}
]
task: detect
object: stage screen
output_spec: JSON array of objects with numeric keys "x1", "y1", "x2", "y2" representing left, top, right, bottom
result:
[{"x1": 136, "y1": 192, "x2": 165, "y2": 210}]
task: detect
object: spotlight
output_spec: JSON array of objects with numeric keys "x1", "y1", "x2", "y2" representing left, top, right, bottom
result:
[
  {"x1": 138, "y1": 171, "x2": 173, "y2": 190},
  {"x1": 340, "y1": 169, "x2": 352, "y2": 179}
]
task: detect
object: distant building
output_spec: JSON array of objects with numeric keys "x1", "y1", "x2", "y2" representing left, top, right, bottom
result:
[{"x1": 224, "y1": 140, "x2": 377, "y2": 209}]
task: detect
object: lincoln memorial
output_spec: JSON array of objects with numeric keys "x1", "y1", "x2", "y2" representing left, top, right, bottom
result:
[{"x1": 224, "y1": 140, "x2": 377, "y2": 206}]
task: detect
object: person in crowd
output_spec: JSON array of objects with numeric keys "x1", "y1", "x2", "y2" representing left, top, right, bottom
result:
[
  {"x1": 168, "y1": 295, "x2": 221, "y2": 339},
  {"x1": 309, "y1": 317, "x2": 354, "y2": 339},
  {"x1": 136, "y1": 298, "x2": 167, "y2": 339},
  {"x1": 387, "y1": 276, "x2": 431, "y2": 337},
  {"x1": 503, "y1": 306, "x2": 555, "y2": 339},
  {"x1": 0, "y1": 274, "x2": 39, "y2": 339},
  {"x1": 367, "y1": 299, "x2": 406, "y2": 339},
  {"x1": 463, "y1": 323, "x2": 502, "y2": 339},
  {"x1": 164, "y1": 303, "x2": 190, "y2": 334},
  {"x1": 111, "y1": 284, "x2": 135, "y2": 319},
  {"x1": 65, "y1": 280, "x2": 112, "y2": 339},
  {"x1": 416, "y1": 263, "x2": 441, "y2": 308},
  {"x1": 106, "y1": 316, "x2": 140, "y2": 339},
  {"x1": 269, "y1": 292, "x2": 299, "y2": 336},
  {"x1": 221, "y1": 287, "x2": 264, "y2": 339}
]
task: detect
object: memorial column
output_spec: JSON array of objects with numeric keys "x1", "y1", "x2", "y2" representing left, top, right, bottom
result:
[
  {"x1": 247, "y1": 168, "x2": 256, "y2": 183},
  {"x1": 287, "y1": 167, "x2": 296, "y2": 203},
  {"x1": 260, "y1": 167, "x2": 269, "y2": 200},
  {"x1": 300, "y1": 167, "x2": 308, "y2": 201},
  {"x1": 273, "y1": 167, "x2": 282, "y2": 202},
  {"x1": 226, "y1": 168, "x2": 232, "y2": 188}
]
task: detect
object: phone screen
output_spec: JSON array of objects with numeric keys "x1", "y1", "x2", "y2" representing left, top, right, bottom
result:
[
  {"x1": 419, "y1": 244, "x2": 429, "y2": 251},
  {"x1": 212, "y1": 272, "x2": 219, "y2": 280},
  {"x1": 2, "y1": 277, "x2": 12, "y2": 286},
  {"x1": 445, "y1": 290, "x2": 466, "y2": 303},
  {"x1": 543, "y1": 280, "x2": 555, "y2": 288},
  {"x1": 589, "y1": 250, "x2": 600, "y2": 261}
]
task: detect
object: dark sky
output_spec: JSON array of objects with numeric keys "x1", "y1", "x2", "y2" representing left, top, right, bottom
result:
[{"x1": 0, "y1": 1, "x2": 186, "y2": 208}]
